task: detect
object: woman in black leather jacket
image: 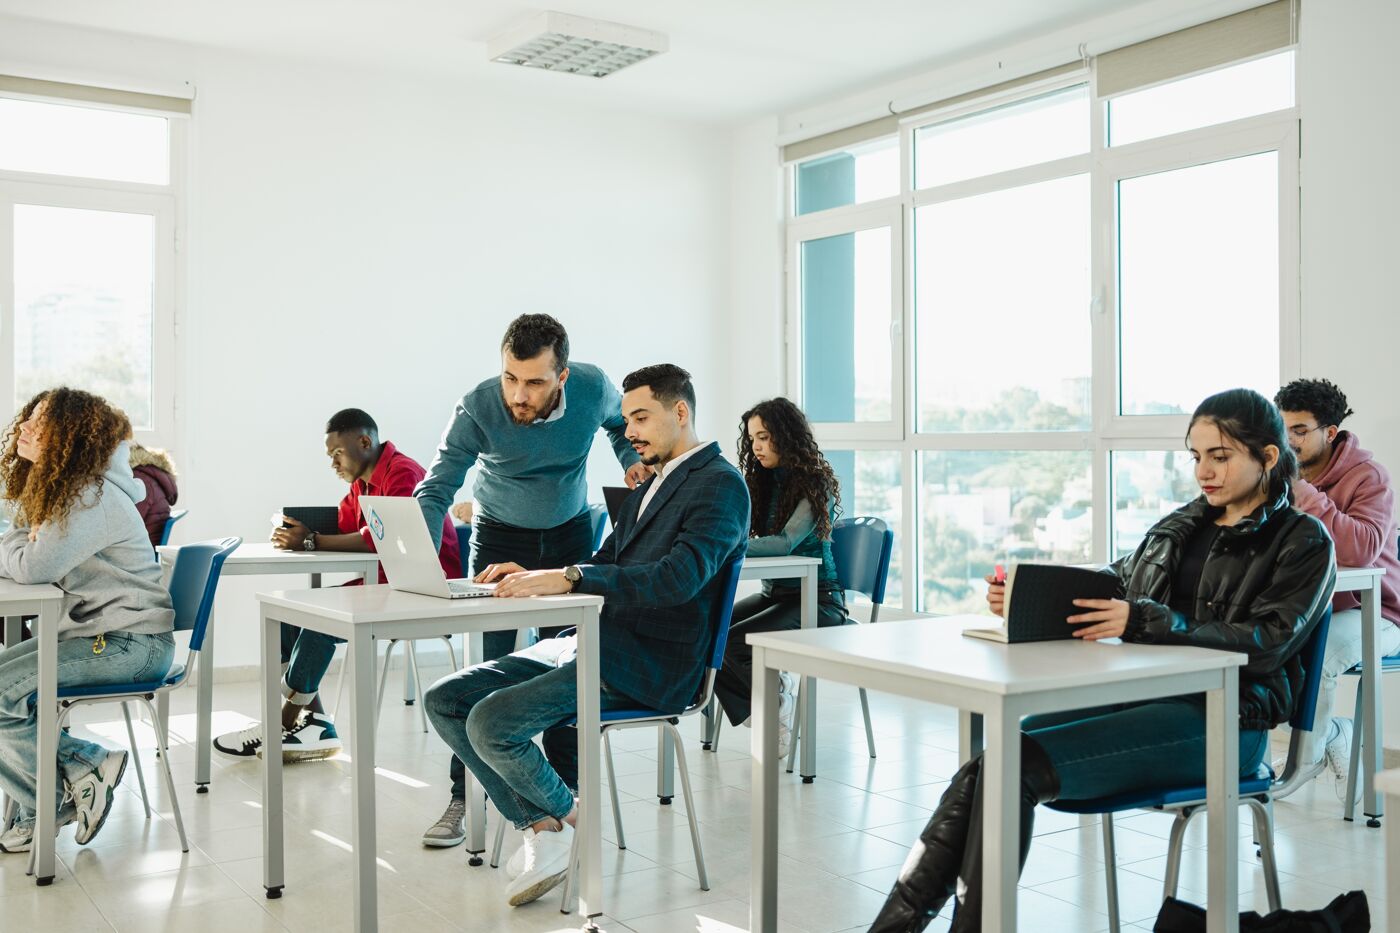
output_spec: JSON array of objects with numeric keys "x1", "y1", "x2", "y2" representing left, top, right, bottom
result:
[{"x1": 868, "y1": 388, "x2": 1336, "y2": 932}]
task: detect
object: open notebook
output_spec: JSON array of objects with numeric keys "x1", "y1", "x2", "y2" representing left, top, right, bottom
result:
[{"x1": 963, "y1": 563, "x2": 1122, "y2": 644}]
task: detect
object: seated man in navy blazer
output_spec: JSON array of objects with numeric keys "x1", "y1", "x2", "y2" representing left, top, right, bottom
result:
[{"x1": 424, "y1": 363, "x2": 749, "y2": 908}]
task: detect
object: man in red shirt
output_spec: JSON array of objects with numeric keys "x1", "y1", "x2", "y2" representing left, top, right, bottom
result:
[{"x1": 214, "y1": 408, "x2": 462, "y2": 762}]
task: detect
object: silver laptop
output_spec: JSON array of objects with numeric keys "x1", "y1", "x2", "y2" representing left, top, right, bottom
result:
[{"x1": 359, "y1": 496, "x2": 495, "y2": 600}]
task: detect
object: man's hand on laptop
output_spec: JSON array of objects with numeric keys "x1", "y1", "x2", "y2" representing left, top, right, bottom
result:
[
  {"x1": 271, "y1": 516, "x2": 310, "y2": 551},
  {"x1": 491, "y1": 568, "x2": 573, "y2": 598},
  {"x1": 474, "y1": 562, "x2": 526, "y2": 584}
]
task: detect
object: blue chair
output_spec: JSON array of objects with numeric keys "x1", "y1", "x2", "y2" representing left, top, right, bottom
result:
[
  {"x1": 589, "y1": 504, "x2": 608, "y2": 552},
  {"x1": 1044, "y1": 608, "x2": 1333, "y2": 933},
  {"x1": 31, "y1": 536, "x2": 239, "y2": 857},
  {"x1": 157, "y1": 509, "x2": 188, "y2": 547},
  {"x1": 487, "y1": 556, "x2": 746, "y2": 908},
  {"x1": 703, "y1": 516, "x2": 894, "y2": 764}
]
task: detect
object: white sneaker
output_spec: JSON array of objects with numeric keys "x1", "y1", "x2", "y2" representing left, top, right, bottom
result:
[
  {"x1": 505, "y1": 831, "x2": 529, "y2": 879},
  {"x1": 505, "y1": 824, "x2": 574, "y2": 906},
  {"x1": 213, "y1": 723, "x2": 264, "y2": 759},
  {"x1": 777, "y1": 672, "x2": 797, "y2": 759},
  {"x1": 1325, "y1": 718, "x2": 1356, "y2": 802},
  {"x1": 0, "y1": 808, "x2": 76, "y2": 854},
  {"x1": 259, "y1": 712, "x2": 342, "y2": 763},
  {"x1": 71, "y1": 750, "x2": 127, "y2": 845}
]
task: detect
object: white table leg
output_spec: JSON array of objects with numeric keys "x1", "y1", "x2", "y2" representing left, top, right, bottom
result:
[
  {"x1": 574, "y1": 607, "x2": 603, "y2": 922},
  {"x1": 32, "y1": 602, "x2": 59, "y2": 885},
  {"x1": 657, "y1": 729, "x2": 675, "y2": 803},
  {"x1": 799, "y1": 568, "x2": 817, "y2": 782},
  {"x1": 1362, "y1": 581, "x2": 1384, "y2": 824},
  {"x1": 466, "y1": 630, "x2": 486, "y2": 861},
  {"x1": 750, "y1": 645, "x2": 779, "y2": 933},
  {"x1": 1205, "y1": 668, "x2": 1240, "y2": 933},
  {"x1": 2, "y1": 615, "x2": 20, "y2": 647},
  {"x1": 261, "y1": 607, "x2": 286, "y2": 900},
  {"x1": 982, "y1": 702, "x2": 1018, "y2": 932},
  {"x1": 1386, "y1": 802, "x2": 1400, "y2": 933},
  {"x1": 195, "y1": 604, "x2": 215, "y2": 791},
  {"x1": 348, "y1": 625, "x2": 378, "y2": 933}
]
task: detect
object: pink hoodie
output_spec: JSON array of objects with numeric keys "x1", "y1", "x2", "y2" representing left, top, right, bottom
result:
[{"x1": 1292, "y1": 431, "x2": 1400, "y2": 625}]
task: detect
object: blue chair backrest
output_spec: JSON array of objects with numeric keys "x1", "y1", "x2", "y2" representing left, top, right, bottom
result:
[
  {"x1": 454, "y1": 523, "x2": 473, "y2": 577},
  {"x1": 705, "y1": 557, "x2": 746, "y2": 672},
  {"x1": 832, "y1": 517, "x2": 894, "y2": 605},
  {"x1": 589, "y1": 504, "x2": 608, "y2": 552},
  {"x1": 168, "y1": 537, "x2": 240, "y2": 653},
  {"x1": 1290, "y1": 607, "x2": 1334, "y2": 733},
  {"x1": 159, "y1": 509, "x2": 189, "y2": 547}
]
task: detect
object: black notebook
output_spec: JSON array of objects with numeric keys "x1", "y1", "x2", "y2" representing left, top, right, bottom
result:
[
  {"x1": 281, "y1": 506, "x2": 341, "y2": 536},
  {"x1": 963, "y1": 563, "x2": 1123, "y2": 644}
]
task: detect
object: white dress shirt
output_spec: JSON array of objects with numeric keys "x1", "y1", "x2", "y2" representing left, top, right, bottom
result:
[{"x1": 637, "y1": 442, "x2": 707, "y2": 519}]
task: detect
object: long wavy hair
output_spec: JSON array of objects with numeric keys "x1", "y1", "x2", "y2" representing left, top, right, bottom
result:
[
  {"x1": 737, "y1": 397, "x2": 841, "y2": 541},
  {"x1": 0, "y1": 387, "x2": 131, "y2": 529}
]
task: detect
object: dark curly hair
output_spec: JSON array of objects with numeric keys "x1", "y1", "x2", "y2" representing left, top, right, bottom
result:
[
  {"x1": 738, "y1": 398, "x2": 841, "y2": 541},
  {"x1": 501, "y1": 313, "x2": 569, "y2": 373},
  {"x1": 0, "y1": 387, "x2": 131, "y2": 529},
  {"x1": 1274, "y1": 378, "x2": 1354, "y2": 428}
]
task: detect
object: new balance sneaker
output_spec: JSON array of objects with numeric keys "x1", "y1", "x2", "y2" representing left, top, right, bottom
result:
[
  {"x1": 213, "y1": 723, "x2": 264, "y2": 759},
  {"x1": 71, "y1": 750, "x2": 127, "y2": 845},
  {"x1": 505, "y1": 823, "x2": 574, "y2": 907},
  {"x1": 422, "y1": 798, "x2": 467, "y2": 848},
  {"x1": 259, "y1": 712, "x2": 342, "y2": 763},
  {"x1": 0, "y1": 807, "x2": 76, "y2": 854}
]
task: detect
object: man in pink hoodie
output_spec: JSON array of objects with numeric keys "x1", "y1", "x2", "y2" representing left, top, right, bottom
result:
[{"x1": 1275, "y1": 378, "x2": 1400, "y2": 799}]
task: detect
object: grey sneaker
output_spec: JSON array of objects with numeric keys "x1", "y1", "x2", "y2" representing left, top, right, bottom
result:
[
  {"x1": 422, "y1": 798, "x2": 467, "y2": 848},
  {"x1": 71, "y1": 750, "x2": 127, "y2": 845}
]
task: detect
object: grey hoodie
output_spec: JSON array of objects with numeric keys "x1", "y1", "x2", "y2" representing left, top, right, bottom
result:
[{"x1": 0, "y1": 442, "x2": 175, "y2": 640}]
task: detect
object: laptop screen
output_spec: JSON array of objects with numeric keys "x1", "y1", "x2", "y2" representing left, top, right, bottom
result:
[{"x1": 602, "y1": 486, "x2": 630, "y2": 526}]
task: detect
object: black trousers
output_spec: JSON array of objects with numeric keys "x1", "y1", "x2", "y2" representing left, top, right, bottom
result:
[
  {"x1": 449, "y1": 510, "x2": 596, "y2": 800},
  {"x1": 712, "y1": 590, "x2": 848, "y2": 726}
]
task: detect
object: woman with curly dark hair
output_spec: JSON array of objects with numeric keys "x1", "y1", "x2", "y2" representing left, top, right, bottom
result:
[
  {"x1": 712, "y1": 397, "x2": 848, "y2": 754},
  {"x1": 0, "y1": 388, "x2": 175, "y2": 854}
]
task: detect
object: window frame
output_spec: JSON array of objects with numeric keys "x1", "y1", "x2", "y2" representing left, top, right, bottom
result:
[
  {"x1": 0, "y1": 91, "x2": 185, "y2": 449},
  {"x1": 785, "y1": 54, "x2": 1299, "y2": 615}
]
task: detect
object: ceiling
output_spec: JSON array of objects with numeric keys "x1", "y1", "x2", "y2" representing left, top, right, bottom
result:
[{"x1": 0, "y1": 1, "x2": 1148, "y2": 121}]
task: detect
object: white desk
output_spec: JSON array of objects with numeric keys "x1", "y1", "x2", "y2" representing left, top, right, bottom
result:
[
  {"x1": 1373, "y1": 768, "x2": 1400, "y2": 932},
  {"x1": 256, "y1": 585, "x2": 604, "y2": 933},
  {"x1": 1335, "y1": 566, "x2": 1387, "y2": 825},
  {"x1": 748, "y1": 616, "x2": 1247, "y2": 933},
  {"x1": 0, "y1": 580, "x2": 66, "y2": 887},
  {"x1": 158, "y1": 543, "x2": 380, "y2": 791}
]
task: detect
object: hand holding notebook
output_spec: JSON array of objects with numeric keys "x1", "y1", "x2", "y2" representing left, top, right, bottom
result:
[{"x1": 964, "y1": 563, "x2": 1124, "y2": 644}]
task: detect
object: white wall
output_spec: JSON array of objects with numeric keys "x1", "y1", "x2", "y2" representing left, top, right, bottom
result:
[
  {"x1": 729, "y1": 2, "x2": 1400, "y2": 738},
  {"x1": 0, "y1": 16, "x2": 732, "y2": 669},
  {"x1": 1297, "y1": 0, "x2": 1400, "y2": 742}
]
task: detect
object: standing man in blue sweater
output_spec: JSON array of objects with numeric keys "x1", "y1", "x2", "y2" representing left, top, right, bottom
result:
[{"x1": 414, "y1": 313, "x2": 646, "y2": 848}]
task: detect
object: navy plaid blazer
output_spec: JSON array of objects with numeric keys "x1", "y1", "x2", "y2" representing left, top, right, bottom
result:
[{"x1": 574, "y1": 442, "x2": 749, "y2": 712}]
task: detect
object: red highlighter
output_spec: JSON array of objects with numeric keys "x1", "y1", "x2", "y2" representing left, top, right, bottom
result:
[{"x1": 993, "y1": 564, "x2": 1006, "y2": 585}]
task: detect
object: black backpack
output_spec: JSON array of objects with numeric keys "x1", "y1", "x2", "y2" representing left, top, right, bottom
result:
[{"x1": 1154, "y1": 892, "x2": 1370, "y2": 932}]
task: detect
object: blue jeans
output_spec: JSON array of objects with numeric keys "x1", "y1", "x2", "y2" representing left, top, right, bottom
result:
[
  {"x1": 0, "y1": 631, "x2": 174, "y2": 819},
  {"x1": 425, "y1": 636, "x2": 632, "y2": 830},
  {"x1": 447, "y1": 510, "x2": 596, "y2": 800},
  {"x1": 1023, "y1": 697, "x2": 1269, "y2": 800},
  {"x1": 279, "y1": 622, "x2": 342, "y2": 704}
]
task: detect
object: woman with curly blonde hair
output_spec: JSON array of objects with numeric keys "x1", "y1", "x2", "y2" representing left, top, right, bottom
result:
[
  {"x1": 712, "y1": 397, "x2": 849, "y2": 754},
  {"x1": 0, "y1": 387, "x2": 175, "y2": 854}
]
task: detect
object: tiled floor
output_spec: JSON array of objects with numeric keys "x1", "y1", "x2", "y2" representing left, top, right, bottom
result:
[{"x1": 2, "y1": 660, "x2": 1386, "y2": 932}]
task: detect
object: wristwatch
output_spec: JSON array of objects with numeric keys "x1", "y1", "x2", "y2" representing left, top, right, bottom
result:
[
  {"x1": 303, "y1": 531, "x2": 317, "y2": 552},
  {"x1": 563, "y1": 565, "x2": 582, "y2": 590}
]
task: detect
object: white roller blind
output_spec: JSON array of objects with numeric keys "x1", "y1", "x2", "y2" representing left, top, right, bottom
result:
[
  {"x1": 0, "y1": 75, "x2": 192, "y2": 115},
  {"x1": 1096, "y1": 1, "x2": 1295, "y2": 99},
  {"x1": 782, "y1": 62, "x2": 1080, "y2": 165}
]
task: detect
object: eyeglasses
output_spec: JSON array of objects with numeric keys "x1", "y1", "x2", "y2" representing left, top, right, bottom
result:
[{"x1": 1288, "y1": 424, "x2": 1328, "y2": 440}]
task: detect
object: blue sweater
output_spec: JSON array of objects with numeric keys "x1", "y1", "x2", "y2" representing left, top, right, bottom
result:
[{"x1": 416, "y1": 362, "x2": 638, "y2": 542}]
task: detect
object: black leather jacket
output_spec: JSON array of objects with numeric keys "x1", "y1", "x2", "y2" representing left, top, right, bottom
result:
[{"x1": 1109, "y1": 492, "x2": 1336, "y2": 731}]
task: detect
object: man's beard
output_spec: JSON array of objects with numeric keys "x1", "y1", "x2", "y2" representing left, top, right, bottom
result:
[{"x1": 503, "y1": 385, "x2": 561, "y2": 425}]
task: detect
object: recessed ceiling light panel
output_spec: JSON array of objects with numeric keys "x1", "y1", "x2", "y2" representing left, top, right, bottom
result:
[{"x1": 488, "y1": 11, "x2": 668, "y2": 78}]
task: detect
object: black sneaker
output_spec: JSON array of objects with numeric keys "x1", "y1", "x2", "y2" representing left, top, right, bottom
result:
[{"x1": 260, "y1": 712, "x2": 342, "y2": 763}]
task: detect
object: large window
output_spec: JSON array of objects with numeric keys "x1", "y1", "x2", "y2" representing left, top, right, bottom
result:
[
  {"x1": 0, "y1": 88, "x2": 183, "y2": 444},
  {"x1": 786, "y1": 46, "x2": 1297, "y2": 615}
]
